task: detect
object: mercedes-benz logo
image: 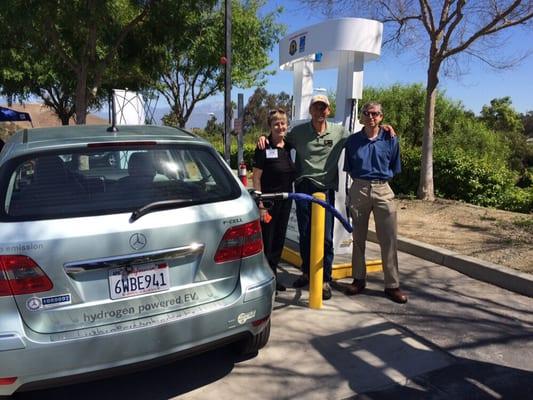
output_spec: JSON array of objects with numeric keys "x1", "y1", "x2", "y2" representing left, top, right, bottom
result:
[
  {"x1": 129, "y1": 233, "x2": 147, "y2": 250},
  {"x1": 27, "y1": 297, "x2": 42, "y2": 311}
]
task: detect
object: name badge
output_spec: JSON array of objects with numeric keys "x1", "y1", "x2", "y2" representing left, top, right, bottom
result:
[{"x1": 266, "y1": 149, "x2": 278, "y2": 159}]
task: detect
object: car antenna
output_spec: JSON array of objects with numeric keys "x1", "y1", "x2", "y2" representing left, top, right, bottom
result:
[{"x1": 107, "y1": 89, "x2": 119, "y2": 133}]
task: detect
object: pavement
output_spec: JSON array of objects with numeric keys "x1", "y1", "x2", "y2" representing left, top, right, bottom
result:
[
  {"x1": 368, "y1": 230, "x2": 533, "y2": 298},
  {"x1": 176, "y1": 239, "x2": 533, "y2": 399},
  {"x1": 16, "y1": 239, "x2": 533, "y2": 400}
]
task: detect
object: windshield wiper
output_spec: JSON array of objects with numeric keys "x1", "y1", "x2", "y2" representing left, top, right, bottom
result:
[{"x1": 130, "y1": 199, "x2": 193, "y2": 222}]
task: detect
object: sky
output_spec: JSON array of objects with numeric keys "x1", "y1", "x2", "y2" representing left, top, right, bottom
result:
[
  {"x1": 3, "y1": 1, "x2": 531, "y2": 126},
  {"x1": 223, "y1": 0, "x2": 533, "y2": 116}
]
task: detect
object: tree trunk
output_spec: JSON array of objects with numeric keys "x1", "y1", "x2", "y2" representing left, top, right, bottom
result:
[
  {"x1": 417, "y1": 61, "x2": 440, "y2": 201},
  {"x1": 173, "y1": 105, "x2": 186, "y2": 128},
  {"x1": 60, "y1": 114, "x2": 70, "y2": 125},
  {"x1": 74, "y1": 69, "x2": 88, "y2": 125}
]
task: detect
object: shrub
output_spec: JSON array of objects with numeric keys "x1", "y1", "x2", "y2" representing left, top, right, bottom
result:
[
  {"x1": 432, "y1": 148, "x2": 513, "y2": 208},
  {"x1": 390, "y1": 145, "x2": 420, "y2": 195},
  {"x1": 517, "y1": 168, "x2": 533, "y2": 188},
  {"x1": 500, "y1": 186, "x2": 533, "y2": 213},
  {"x1": 434, "y1": 118, "x2": 510, "y2": 168},
  {"x1": 229, "y1": 143, "x2": 257, "y2": 169},
  {"x1": 392, "y1": 146, "x2": 532, "y2": 213},
  {"x1": 210, "y1": 141, "x2": 256, "y2": 169}
]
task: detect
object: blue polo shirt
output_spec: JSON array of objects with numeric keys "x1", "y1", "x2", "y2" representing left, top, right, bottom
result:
[{"x1": 343, "y1": 128, "x2": 401, "y2": 181}]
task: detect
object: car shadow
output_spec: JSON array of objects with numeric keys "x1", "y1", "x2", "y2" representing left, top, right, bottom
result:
[{"x1": 13, "y1": 345, "x2": 248, "y2": 400}]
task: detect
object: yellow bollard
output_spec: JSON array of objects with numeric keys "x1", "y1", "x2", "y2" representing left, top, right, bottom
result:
[{"x1": 309, "y1": 192, "x2": 326, "y2": 309}]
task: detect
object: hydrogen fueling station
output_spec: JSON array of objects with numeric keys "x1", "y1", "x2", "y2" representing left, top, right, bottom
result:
[{"x1": 277, "y1": 18, "x2": 385, "y2": 283}]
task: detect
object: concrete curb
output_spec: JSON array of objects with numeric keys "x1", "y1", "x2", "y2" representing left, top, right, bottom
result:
[{"x1": 367, "y1": 230, "x2": 533, "y2": 298}]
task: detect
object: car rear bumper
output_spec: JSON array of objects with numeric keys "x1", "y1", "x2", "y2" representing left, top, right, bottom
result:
[{"x1": 0, "y1": 277, "x2": 274, "y2": 396}]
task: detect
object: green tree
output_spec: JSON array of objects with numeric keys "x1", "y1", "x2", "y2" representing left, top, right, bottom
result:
[
  {"x1": 0, "y1": 0, "x2": 162, "y2": 124},
  {"x1": 480, "y1": 97, "x2": 524, "y2": 133},
  {"x1": 0, "y1": 5, "x2": 35, "y2": 105},
  {"x1": 149, "y1": 0, "x2": 285, "y2": 128},
  {"x1": 243, "y1": 87, "x2": 292, "y2": 134},
  {"x1": 205, "y1": 115, "x2": 224, "y2": 136},
  {"x1": 522, "y1": 111, "x2": 533, "y2": 138},
  {"x1": 326, "y1": 89, "x2": 336, "y2": 118},
  {"x1": 480, "y1": 97, "x2": 530, "y2": 171},
  {"x1": 34, "y1": 56, "x2": 91, "y2": 125},
  {"x1": 0, "y1": 25, "x2": 107, "y2": 125}
]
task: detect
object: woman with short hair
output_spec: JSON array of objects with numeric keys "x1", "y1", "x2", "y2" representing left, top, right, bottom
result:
[{"x1": 252, "y1": 109, "x2": 296, "y2": 292}]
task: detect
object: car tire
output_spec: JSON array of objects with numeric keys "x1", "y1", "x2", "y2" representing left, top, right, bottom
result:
[{"x1": 234, "y1": 319, "x2": 271, "y2": 356}]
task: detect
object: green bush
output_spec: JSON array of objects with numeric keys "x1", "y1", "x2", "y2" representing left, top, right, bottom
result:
[
  {"x1": 434, "y1": 118, "x2": 510, "y2": 168},
  {"x1": 193, "y1": 127, "x2": 266, "y2": 169},
  {"x1": 210, "y1": 141, "x2": 256, "y2": 169},
  {"x1": 500, "y1": 186, "x2": 533, "y2": 214},
  {"x1": 229, "y1": 143, "x2": 257, "y2": 169},
  {"x1": 390, "y1": 145, "x2": 420, "y2": 196},
  {"x1": 393, "y1": 146, "x2": 532, "y2": 213},
  {"x1": 432, "y1": 148, "x2": 513, "y2": 208},
  {"x1": 517, "y1": 168, "x2": 533, "y2": 188}
]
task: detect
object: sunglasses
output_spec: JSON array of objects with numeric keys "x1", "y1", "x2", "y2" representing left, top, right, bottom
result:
[
  {"x1": 362, "y1": 110, "x2": 382, "y2": 117},
  {"x1": 269, "y1": 108, "x2": 286, "y2": 115}
]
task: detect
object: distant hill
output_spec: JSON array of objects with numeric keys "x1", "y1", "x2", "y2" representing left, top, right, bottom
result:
[
  {"x1": 96, "y1": 100, "x2": 225, "y2": 130},
  {"x1": 1, "y1": 103, "x2": 107, "y2": 128},
  {"x1": 1, "y1": 103, "x2": 107, "y2": 141}
]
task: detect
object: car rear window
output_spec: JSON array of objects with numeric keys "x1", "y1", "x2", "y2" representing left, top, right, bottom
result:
[{"x1": 1, "y1": 144, "x2": 240, "y2": 221}]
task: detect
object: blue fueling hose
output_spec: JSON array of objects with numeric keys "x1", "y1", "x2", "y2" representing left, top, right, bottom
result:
[{"x1": 251, "y1": 190, "x2": 353, "y2": 234}]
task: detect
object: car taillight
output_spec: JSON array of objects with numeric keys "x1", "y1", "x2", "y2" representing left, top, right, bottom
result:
[
  {"x1": 0, "y1": 255, "x2": 53, "y2": 296},
  {"x1": 214, "y1": 220, "x2": 263, "y2": 263}
]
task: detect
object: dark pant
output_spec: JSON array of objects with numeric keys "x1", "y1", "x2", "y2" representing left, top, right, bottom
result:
[
  {"x1": 294, "y1": 179, "x2": 335, "y2": 282},
  {"x1": 261, "y1": 198, "x2": 293, "y2": 275}
]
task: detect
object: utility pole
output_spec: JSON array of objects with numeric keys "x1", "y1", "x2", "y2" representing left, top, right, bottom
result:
[
  {"x1": 237, "y1": 93, "x2": 244, "y2": 165},
  {"x1": 223, "y1": 0, "x2": 232, "y2": 164}
]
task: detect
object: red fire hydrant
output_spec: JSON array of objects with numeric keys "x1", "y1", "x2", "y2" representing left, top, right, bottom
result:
[{"x1": 238, "y1": 161, "x2": 248, "y2": 186}]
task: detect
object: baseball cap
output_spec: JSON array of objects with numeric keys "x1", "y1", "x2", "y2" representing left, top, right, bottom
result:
[{"x1": 309, "y1": 94, "x2": 330, "y2": 107}]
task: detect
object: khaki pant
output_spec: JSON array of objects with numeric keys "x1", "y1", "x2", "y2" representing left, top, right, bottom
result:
[{"x1": 348, "y1": 179, "x2": 400, "y2": 288}]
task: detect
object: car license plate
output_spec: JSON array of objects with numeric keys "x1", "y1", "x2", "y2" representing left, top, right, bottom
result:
[{"x1": 109, "y1": 263, "x2": 170, "y2": 300}]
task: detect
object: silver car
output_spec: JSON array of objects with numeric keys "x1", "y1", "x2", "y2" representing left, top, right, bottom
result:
[{"x1": 0, "y1": 125, "x2": 274, "y2": 396}]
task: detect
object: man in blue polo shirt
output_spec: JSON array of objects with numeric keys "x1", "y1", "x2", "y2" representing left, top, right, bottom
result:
[{"x1": 343, "y1": 101, "x2": 407, "y2": 303}]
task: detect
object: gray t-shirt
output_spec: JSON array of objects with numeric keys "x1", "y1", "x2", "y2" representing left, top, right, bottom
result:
[{"x1": 287, "y1": 121, "x2": 349, "y2": 190}]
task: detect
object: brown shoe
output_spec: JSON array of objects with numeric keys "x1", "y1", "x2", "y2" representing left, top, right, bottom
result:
[
  {"x1": 384, "y1": 288, "x2": 408, "y2": 304},
  {"x1": 344, "y1": 279, "x2": 366, "y2": 296}
]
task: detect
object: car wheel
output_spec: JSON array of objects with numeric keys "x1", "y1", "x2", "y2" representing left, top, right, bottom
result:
[{"x1": 234, "y1": 319, "x2": 271, "y2": 356}]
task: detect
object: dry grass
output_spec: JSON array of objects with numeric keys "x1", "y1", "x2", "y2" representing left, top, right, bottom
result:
[{"x1": 378, "y1": 198, "x2": 533, "y2": 274}]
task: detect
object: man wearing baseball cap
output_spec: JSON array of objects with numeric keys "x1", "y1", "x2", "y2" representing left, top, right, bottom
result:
[{"x1": 286, "y1": 94, "x2": 349, "y2": 299}]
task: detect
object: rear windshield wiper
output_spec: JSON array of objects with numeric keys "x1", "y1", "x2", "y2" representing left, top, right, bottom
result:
[{"x1": 130, "y1": 199, "x2": 193, "y2": 222}]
